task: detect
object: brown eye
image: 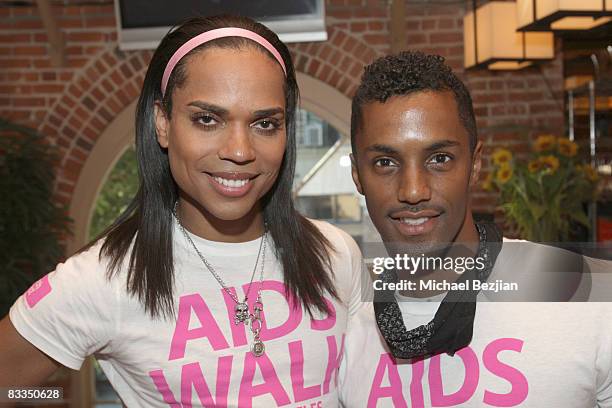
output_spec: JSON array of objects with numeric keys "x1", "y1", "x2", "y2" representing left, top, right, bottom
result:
[
  {"x1": 258, "y1": 120, "x2": 272, "y2": 129},
  {"x1": 429, "y1": 153, "x2": 452, "y2": 165},
  {"x1": 197, "y1": 115, "x2": 216, "y2": 125},
  {"x1": 191, "y1": 112, "x2": 219, "y2": 128},
  {"x1": 374, "y1": 158, "x2": 397, "y2": 167},
  {"x1": 252, "y1": 118, "x2": 281, "y2": 133}
]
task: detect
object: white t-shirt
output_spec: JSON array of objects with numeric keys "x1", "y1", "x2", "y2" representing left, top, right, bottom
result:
[
  {"x1": 339, "y1": 240, "x2": 612, "y2": 407},
  {"x1": 10, "y1": 219, "x2": 364, "y2": 407}
]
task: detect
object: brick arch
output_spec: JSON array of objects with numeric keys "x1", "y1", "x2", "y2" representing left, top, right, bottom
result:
[
  {"x1": 41, "y1": 46, "x2": 152, "y2": 207},
  {"x1": 289, "y1": 25, "x2": 382, "y2": 98}
]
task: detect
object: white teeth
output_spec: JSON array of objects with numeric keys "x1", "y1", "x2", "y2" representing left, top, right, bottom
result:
[
  {"x1": 400, "y1": 217, "x2": 429, "y2": 225},
  {"x1": 213, "y1": 177, "x2": 249, "y2": 188}
]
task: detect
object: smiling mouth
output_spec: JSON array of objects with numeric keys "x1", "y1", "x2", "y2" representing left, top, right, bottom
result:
[
  {"x1": 389, "y1": 210, "x2": 442, "y2": 237},
  {"x1": 399, "y1": 217, "x2": 431, "y2": 226},
  {"x1": 205, "y1": 171, "x2": 259, "y2": 182},
  {"x1": 211, "y1": 176, "x2": 251, "y2": 188},
  {"x1": 204, "y1": 172, "x2": 259, "y2": 198}
]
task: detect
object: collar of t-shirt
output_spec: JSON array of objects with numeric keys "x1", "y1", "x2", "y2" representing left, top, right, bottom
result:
[{"x1": 391, "y1": 237, "x2": 521, "y2": 329}]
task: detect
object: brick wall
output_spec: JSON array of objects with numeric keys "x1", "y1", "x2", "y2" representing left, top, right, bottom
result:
[{"x1": 0, "y1": 0, "x2": 565, "y2": 219}]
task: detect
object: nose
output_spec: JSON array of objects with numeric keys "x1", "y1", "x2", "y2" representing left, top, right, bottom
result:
[
  {"x1": 397, "y1": 164, "x2": 431, "y2": 204},
  {"x1": 217, "y1": 124, "x2": 256, "y2": 163}
]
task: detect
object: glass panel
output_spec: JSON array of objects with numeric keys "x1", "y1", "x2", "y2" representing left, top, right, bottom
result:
[
  {"x1": 294, "y1": 109, "x2": 341, "y2": 186},
  {"x1": 293, "y1": 112, "x2": 379, "y2": 248}
]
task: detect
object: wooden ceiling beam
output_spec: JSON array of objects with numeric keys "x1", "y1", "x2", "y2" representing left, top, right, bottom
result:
[
  {"x1": 390, "y1": 0, "x2": 407, "y2": 53},
  {"x1": 35, "y1": 0, "x2": 65, "y2": 67}
]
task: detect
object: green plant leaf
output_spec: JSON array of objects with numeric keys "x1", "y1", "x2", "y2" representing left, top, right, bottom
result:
[
  {"x1": 568, "y1": 210, "x2": 591, "y2": 227},
  {"x1": 0, "y1": 118, "x2": 72, "y2": 317}
]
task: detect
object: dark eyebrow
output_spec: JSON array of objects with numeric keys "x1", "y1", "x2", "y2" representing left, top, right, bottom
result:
[
  {"x1": 186, "y1": 102, "x2": 283, "y2": 119},
  {"x1": 253, "y1": 107, "x2": 284, "y2": 118},
  {"x1": 187, "y1": 101, "x2": 228, "y2": 116},
  {"x1": 424, "y1": 140, "x2": 461, "y2": 152},
  {"x1": 365, "y1": 144, "x2": 400, "y2": 155}
]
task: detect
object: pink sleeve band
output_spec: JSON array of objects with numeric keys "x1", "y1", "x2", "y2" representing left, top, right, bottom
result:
[{"x1": 161, "y1": 27, "x2": 287, "y2": 96}]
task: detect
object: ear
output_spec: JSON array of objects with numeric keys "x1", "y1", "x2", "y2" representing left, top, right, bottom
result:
[
  {"x1": 469, "y1": 140, "x2": 483, "y2": 187},
  {"x1": 154, "y1": 101, "x2": 170, "y2": 149},
  {"x1": 350, "y1": 153, "x2": 364, "y2": 195}
]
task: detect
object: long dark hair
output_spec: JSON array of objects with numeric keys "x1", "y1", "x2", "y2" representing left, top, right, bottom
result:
[{"x1": 91, "y1": 15, "x2": 338, "y2": 319}]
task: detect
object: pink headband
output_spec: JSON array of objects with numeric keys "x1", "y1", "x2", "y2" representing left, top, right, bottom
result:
[{"x1": 161, "y1": 27, "x2": 287, "y2": 96}]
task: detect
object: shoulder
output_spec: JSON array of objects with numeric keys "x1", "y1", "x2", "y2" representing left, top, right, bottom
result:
[
  {"x1": 494, "y1": 239, "x2": 595, "y2": 301},
  {"x1": 61, "y1": 240, "x2": 108, "y2": 276},
  {"x1": 306, "y1": 218, "x2": 361, "y2": 258},
  {"x1": 583, "y1": 255, "x2": 612, "y2": 273},
  {"x1": 499, "y1": 238, "x2": 582, "y2": 266},
  {"x1": 53, "y1": 239, "x2": 126, "y2": 291},
  {"x1": 502, "y1": 237, "x2": 527, "y2": 243},
  {"x1": 581, "y1": 255, "x2": 612, "y2": 301},
  {"x1": 306, "y1": 219, "x2": 367, "y2": 313},
  {"x1": 307, "y1": 217, "x2": 340, "y2": 235}
]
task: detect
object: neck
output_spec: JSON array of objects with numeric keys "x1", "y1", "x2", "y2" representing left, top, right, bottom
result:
[
  {"x1": 176, "y1": 197, "x2": 265, "y2": 243},
  {"x1": 454, "y1": 214, "x2": 480, "y2": 255}
]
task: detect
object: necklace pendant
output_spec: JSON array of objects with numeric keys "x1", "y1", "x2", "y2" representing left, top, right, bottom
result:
[
  {"x1": 234, "y1": 302, "x2": 250, "y2": 325},
  {"x1": 251, "y1": 339, "x2": 265, "y2": 357},
  {"x1": 252, "y1": 300, "x2": 263, "y2": 320}
]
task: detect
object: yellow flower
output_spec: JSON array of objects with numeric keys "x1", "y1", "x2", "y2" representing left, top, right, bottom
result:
[
  {"x1": 495, "y1": 164, "x2": 513, "y2": 184},
  {"x1": 482, "y1": 172, "x2": 494, "y2": 191},
  {"x1": 557, "y1": 138, "x2": 578, "y2": 157},
  {"x1": 528, "y1": 159, "x2": 541, "y2": 173},
  {"x1": 492, "y1": 148, "x2": 512, "y2": 166},
  {"x1": 538, "y1": 155, "x2": 560, "y2": 174},
  {"x1": 533, "y1": 134, "x2": 556, "y2": 152}
]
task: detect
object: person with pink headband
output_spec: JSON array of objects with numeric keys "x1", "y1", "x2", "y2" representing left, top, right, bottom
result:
[{"x1": 0, "y1": 15, "x2": 365, "y2": 407}]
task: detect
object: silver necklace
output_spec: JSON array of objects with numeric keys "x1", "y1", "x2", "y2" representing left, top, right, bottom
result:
[{"x1": 173, "y1": 205, "x2": 267, "y2": 357}]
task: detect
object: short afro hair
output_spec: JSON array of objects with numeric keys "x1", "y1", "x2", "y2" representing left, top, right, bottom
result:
[{"x1": 351, "y1": 51, "x2": 477, "y2": 156}]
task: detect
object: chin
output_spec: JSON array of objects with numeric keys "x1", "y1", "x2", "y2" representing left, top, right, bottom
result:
[
  {"x1": 208, "y1": 206, "x2": 257, "y2": 222},
  {"x1": 381, "y1": 227, "x2": 447, "y2": 256},
  {"x1": 388, "y1": 240, "x2": 438, "y2": 257},
  {"x1": 191, "y1": 194, "x2": 254, "y2": 221}
]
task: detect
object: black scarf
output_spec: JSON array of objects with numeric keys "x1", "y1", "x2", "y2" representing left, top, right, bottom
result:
[{"x1": 373, "y1": 223, "x2": 503, "y2": 359}]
